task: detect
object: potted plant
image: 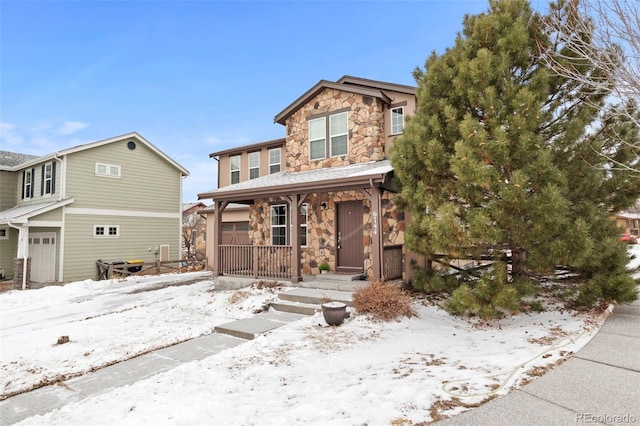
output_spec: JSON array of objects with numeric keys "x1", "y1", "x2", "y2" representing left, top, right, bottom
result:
[
  {"x1": 321, "y1": 300, "x2": 347, "y2": 326},
  {"x1": 319, "y1": 262, "x2": 330, "y2": 274}
]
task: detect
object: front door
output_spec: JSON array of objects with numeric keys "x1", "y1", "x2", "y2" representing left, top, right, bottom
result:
[
  {"x1": 29, "y1": 232, "x2": 56, "y2": 282},
  {"x1": 336, "y1": 201, "x2": 364, "y2": 272}
]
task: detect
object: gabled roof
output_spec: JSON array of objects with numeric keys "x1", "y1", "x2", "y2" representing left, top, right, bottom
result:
[
  {"x1": 198, "y1": 160, "x2": 394, "y2": 203},
  {"x1": 0, "y1": 198, "x2": 75, "y2": 224},
  {"x1": 0, "y1": 151, "x2": 40, "y2": 170},
  {"x1": 274, "y1": 75, "x2": 416, "y2": 125},
  {"x1": 0, "y1": 132, "x2": 189, "y2": 176}
]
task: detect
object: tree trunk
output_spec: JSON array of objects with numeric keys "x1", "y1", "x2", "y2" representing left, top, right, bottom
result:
[{"x1": 511, "y1": 247, "x2": 527, "y2": 280}]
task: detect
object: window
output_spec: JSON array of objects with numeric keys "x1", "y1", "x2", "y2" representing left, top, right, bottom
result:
[
  {"x1": 300, "y1": 203, "x2": 308, "y2": 247},
  {"x1": 309, "y1": 112, "x2": 349, "y2": 160},
  {"x1": 270, "y1": 204, "x2": 287, "y2": 245},
  {"x1": 230, "y1": 155, "x2": 240, "y2": 184},
  {"x1": 95, "y1": 163, "x2": 121, "y2": 178},
  {"x1": 309, "y1": 117, "x2": 326, "y2": 160},
  {"x1": 391, "y1": 107, "x2": 404, "y2": 134},
  {"x1": 94, "y1": 225, "x2": 120, "y2": 238},
  {"x1": 22, "y1": 169, "x2": 34, "y2": 199},
  {"x1": 269, "y1": 148, "x2": 281, "y2": 174},
  {"x1": 0, "y1": 228, "x2": 8, "y2": 240},
  {"x1": 330, "y1": 112, "x2": 348, "y2": 156},
  {"x1": 249, "y1": 152, "x2": 260, "y2": 180},
  {"x1": 42, "y1": 162, "x2": 54, "y2": 195}
]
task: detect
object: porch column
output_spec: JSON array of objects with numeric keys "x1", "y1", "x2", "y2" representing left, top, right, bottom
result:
[
  {"x1": 8, "y1": 222, "x2": 29, "y2": 290},
  {"x1": 361, "y1": 185, "x2": 383, "y2": 280},
  {"x1": 287, "y1": 194, "x2": 303, "y2": 283},
  {"x1": 212, "y1": 201, "x2": 229, "y2": 277}
]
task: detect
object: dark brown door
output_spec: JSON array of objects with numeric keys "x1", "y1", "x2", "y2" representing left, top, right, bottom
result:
[{"x1": 336, "y1": 201, "x2": 364, "y2": 272}]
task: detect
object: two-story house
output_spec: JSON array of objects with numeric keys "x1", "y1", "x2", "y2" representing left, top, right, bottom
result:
[
  {"x1": 198, "y1": 76, "x2": 425, "y2": 282},
  {"x1": 0, "y1": 132, "x2": 189, "y2": 288}
]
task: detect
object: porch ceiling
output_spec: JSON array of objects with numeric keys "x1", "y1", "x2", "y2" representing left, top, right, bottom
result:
[{"x1": 198, "y1": 160, "x2": 394, "y2": 203}]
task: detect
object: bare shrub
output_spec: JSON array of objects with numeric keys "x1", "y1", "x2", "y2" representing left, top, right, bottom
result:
[{"x1": 352, "y1": 280, "x2": 415, "y2": 321}]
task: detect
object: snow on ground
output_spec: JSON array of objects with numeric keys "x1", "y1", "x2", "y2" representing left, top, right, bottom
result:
[
  {"x1": 1, "y1": 272, "x2": 277, "y2": 399},
  {"x1": 3, "y1": 245, "x2": 640, "y2": 425}
]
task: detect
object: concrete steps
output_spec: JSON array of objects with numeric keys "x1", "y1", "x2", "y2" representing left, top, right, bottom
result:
[{"x1": 214, "y1": 286, "x2": 361, "y2": 340}]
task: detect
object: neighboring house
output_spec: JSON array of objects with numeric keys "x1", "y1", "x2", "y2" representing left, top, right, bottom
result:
[
  {"x1": 199, "y1": 75, "x2": 426, "y2": 282},
  {"x1": 182, "y1": 202, "x2": 207, "y2": 260},
  {"x1": 0, "y1": 133, "x2": 189, "y2": 287},
  {"x1": 614, "y1": 200, "x2": 640, "y2": 236}
]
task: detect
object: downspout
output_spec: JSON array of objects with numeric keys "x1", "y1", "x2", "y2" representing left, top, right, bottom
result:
[{"x1": 7, "y1": 219, "x2": 28, "y2": 290}]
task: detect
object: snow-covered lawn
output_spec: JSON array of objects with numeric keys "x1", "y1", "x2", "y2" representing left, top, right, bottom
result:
[{"x1": 2, "y1": 245, "x2": 639, "y2": 425}]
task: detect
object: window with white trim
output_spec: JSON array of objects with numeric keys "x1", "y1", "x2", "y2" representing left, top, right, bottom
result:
[
  {"x1": 230, "y1": 155, "x2": 240, "y2": 184},
  {"x1": 23, "y1": 169, "x2": 34, "y2": 199},
  {"x1": 249, "y1": 151, "x2": 260, "y2": 180},
  {"x1": 269, "y1": 148, "x2": 281, "y2": 174},
  {"x1": 391, "y1": 107, "x2": 404, "y2": 134},
  {"x1": 43, "y1": 162, "x2": 53, "y2": 195},
  {"x1": 270, "y1": 204, "x2": 287, "y2": 245},
  {"x1": 309, "y1": 111, "x2": 349, "y2": 160},
  {"x1": 0, "y1": 228, "x2": 8, "y2": 240},
  {"x1": 95, "y1": 163, "x2": 121, "y2": 178},
  {"x1": 94, "y1": 225, "x2": 120, "y2": 238},
  {"x1": 300, "y1": 203, "x2": 308, "y2": 247},
  {"x1": 330, "y1": 112, "x2": 348, "y2": 156},
  {"x1": 309, "y1": 117, "x2": 326, "y2": 160}
]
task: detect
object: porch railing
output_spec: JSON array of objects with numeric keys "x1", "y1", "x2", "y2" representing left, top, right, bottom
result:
[
  {"x1": 219, "y1": 245, "x2": 292, "y2": 279},
  {"x1": 383, "y1": 245, "x2": 403, "y2": 280}
]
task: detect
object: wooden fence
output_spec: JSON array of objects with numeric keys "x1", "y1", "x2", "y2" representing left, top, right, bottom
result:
[
  {"x1": 383, "y1": 245, "x2": 403, "y2": 280},
  {"x1": 96, "y1": 259, "x2": 206, "y2": 280}
]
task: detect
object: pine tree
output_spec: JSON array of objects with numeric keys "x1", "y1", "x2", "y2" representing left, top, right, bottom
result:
[{"x1": 392, "y1": 0, "x2": 639, "y2": 316}]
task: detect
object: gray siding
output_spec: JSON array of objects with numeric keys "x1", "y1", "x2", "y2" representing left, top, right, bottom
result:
[
  {"x1": 65, "y1": 140, "x2": 182, "y2": 212},
  {"x1": 0, "y1": 227, "x2": 18, "y2": 279},
  {"x1": 63, "y1": 214, "x2": 180, "y2": 282},
  {"x1": 0, "y1": 171, "x2": 17, "y2": 210}
]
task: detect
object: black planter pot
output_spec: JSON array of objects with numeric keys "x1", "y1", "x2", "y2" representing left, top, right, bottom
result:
[{"x1": 321, "y1": 302, "x2": 347, "y2": 326}]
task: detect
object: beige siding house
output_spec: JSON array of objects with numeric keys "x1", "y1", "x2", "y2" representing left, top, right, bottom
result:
[
  {"x1": 0, "y1": 133, "x2": 189, "y2": 287},
  {"x1": 199, "y1": 76, "x2": 425, "y2": 282}
]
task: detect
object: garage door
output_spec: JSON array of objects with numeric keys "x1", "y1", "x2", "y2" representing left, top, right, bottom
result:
[
  {"x1": 221, "y1": 222, "x2": 250, "y2": 244},
  {"x1": 29, "y1": 232, "x2": 56, "y2": 282}
]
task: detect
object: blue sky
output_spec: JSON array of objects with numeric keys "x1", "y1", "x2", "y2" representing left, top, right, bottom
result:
[{"x1": 1, "y1": 0, "x2": 538, "y2": 202}]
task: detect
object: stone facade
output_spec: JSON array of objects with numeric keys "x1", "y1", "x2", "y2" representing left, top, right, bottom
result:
[
  {"x1": 248, "y1": 190, "x2": 405, "y2": 279},
  {"x1": 284, "y1": 88, "x2": 386, "y2": 172},
  {"x1": 13, "y1": 257, "x2": 31, "y2": 290}
]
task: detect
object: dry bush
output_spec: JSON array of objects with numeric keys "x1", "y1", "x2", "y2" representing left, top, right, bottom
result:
[{"x1": 352, "y1": 280, "x2": 415, "y2": 321}]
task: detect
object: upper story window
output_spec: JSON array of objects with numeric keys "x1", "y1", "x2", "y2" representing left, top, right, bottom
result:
[
  {"x1": 391, "y1": 107, "x2": 405, "y2": 135},
  {"x1": 42, "y1": 162, "x2": 55, "y2": 196},
  {"x1": 309, "y1": 111, "x2": 349, "y2": 160},
  {"x1": 269, "y1": 148, "x2": 281, "y2": 174},
  {"x1": 330, "y1": 112, "x2": 348, "y2": 156},
  {"x1": 230, "y1": 155, "x2": 240, "y2": 184},
  {"x1": 96, "y1": 162, "x2": 121, "y2": 178},
  {"x1": 249, "y1": 152, "x2": 260, "y2": 180},
  {"x1": 309, "y1": 117, "x2": 326, "y2": 160},
  {"x1": 22, "y1": 168, "x2": 34, "y2": 199}
]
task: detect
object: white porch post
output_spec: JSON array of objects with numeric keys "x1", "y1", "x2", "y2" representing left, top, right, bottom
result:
[{"x1": 8, "y1": 221, "x2": 29, "y2": 290}]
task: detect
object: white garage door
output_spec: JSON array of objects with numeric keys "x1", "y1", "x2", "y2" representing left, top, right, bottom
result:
[{"x1": 29, "y1": 232, "x2": 56, "y2": 282}]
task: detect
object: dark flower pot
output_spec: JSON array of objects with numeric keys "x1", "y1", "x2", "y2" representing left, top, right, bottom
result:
[{"x1": 321, "y1": 302, "x2": 347, "y2": 326}]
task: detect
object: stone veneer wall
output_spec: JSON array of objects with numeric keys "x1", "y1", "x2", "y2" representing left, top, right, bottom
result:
[
  {"x1": 284, "y1": 88, "x2": 386, "y2": 172},
  {"x1": 248, "y1": 191, "x2": 405, "y2": 279}
]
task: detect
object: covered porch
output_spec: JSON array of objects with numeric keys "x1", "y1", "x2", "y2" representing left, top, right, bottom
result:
[{"x1": 198, "y1": 160, "x2": 405, "y2": 283}]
